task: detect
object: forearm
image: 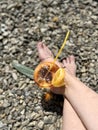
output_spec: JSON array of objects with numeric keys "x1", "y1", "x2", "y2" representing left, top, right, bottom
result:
[
  {"x1": 65, "y1": 74, "x2": 98, "y2": 130},
  {"x1": 62, "y1": 98, "x2": 86, "y2": 130}
]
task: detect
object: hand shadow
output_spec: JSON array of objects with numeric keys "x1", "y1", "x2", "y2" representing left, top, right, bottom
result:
[{"x1": 41, "y1": 92, "x2": 64, "y2": 115}]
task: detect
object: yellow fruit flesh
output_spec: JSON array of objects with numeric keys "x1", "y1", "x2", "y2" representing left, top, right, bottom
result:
[{"x1": 52, "y1": 68, "x2": 65, "y2": 87}]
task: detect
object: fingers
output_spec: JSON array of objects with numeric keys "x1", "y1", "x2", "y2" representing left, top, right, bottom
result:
[
  {"x1": 69, "y1": 55, "x2": 75, "y2": 63},
  {"x1": 62, "y1": 59, "x2": 66, "y2": 67},
  {"x1": 63, "y1": 55, "x2": 75, "y2": 64}
]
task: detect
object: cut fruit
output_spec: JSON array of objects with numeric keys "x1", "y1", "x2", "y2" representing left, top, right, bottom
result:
[
  {"x1": 52, "y1": 68, "x2": 65, "y2": 87},
  {"x1": 34, "y1": 61, "x2": 59, "y2": 88}
]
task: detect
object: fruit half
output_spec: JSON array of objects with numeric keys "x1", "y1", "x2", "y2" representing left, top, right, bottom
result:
[
  {"x1": 34, "y1": 61, "x2": 59, "y2": 88},
  {"x1": 52, "y1": 68, "x2": 65, "y2": 87}
]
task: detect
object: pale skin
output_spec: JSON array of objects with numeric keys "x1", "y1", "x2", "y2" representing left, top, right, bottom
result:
[{"x1": 37, "y1": 42, "x2": 98, "y2": 130}]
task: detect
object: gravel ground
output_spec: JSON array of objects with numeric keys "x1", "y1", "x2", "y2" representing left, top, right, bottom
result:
[{"x1": 0, "y1": 0, "x2": 98, "y2": 130}]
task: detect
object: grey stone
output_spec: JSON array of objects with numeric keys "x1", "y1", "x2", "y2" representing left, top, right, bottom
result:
[
  {"x1": 0, "y1": 89, "x2": 3, "y2": 94},
  {"x1": 44, "y1": 124, "x2": 55, "y2": 130},
  {"x1": 81, "y1": 67, "x2": 86, "y2": 73},
  {"x1": 0, "y1": 35, "x2": 3, "y2": 40},
  {"x1": 28, "y1": 121, "x2": 36, "y2": 126},
  {"x1": 0, "y1": 121, "x2": 7, "y2": 128},
  {"x1": 21, "y1": 120, "x2": 30, "y2": 127},
  {"x1": 40, "y1": 28, "x2": 47, "y2": 33},
  {"x1": 11, "y1": 72, "x2": 18, "y2": 80},
  {"x1": 89, "y1": 68, "x2": 95, "y2": 73},
  {"x1": 2, "y1": 31, "x2": 10, "y2": 36},
  {"x1": 3, "y1": 99, "x2": 10, "y2": 108},
  {"x1": 37, "y1": 120, "x2": 44, "y2": 129},
  {"x1": 44, "y1": 115, "x2": 56, "y2": 124},
  {"x1": 14, "y1": 122, "x2": 21, "y2": 127},
  {"x1": 21, "y1": 109, "x2": 25, "y2": 115}
]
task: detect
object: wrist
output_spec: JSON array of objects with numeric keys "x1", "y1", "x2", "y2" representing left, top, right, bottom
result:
[{"x1": 63, "y1": 73, "x2": 79, "y2": 98}]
